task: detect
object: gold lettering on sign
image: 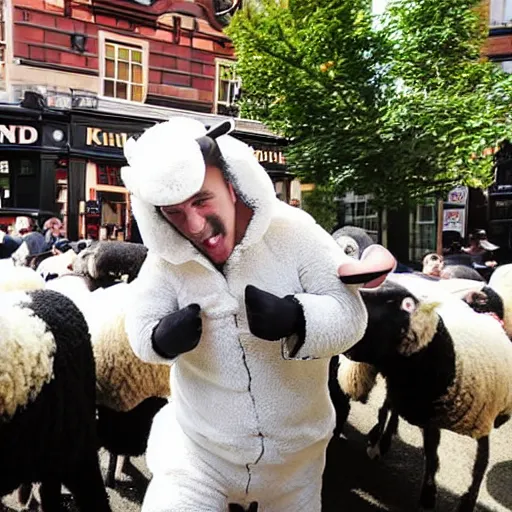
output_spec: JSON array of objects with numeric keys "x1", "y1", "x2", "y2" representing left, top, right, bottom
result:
[
  {"x1": 86, "y1": 127, "x2": 103, "y2": 146},
  {"x1": 0, "y1": 125, "x2": 38, "y2": 144},
  {"x1": 86, "y1": 127, "x2": 134, "y2": 149},
  {"x1": 84, "y1": 127, "x2": 287, "y2": 164},
  {"x1": 253, "y1": 149, "x2": 285, "y2": 164}
]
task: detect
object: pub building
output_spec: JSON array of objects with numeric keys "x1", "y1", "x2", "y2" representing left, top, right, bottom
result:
[{"x1": 0, "y1": 94, "x2": 291, "y2": 242}]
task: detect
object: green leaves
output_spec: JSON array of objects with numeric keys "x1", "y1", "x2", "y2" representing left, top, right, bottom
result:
[{"x1": 227, "y1": 0, "x2": 512, "y2": 208}]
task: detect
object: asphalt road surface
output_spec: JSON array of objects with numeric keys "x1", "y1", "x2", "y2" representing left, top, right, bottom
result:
[{"x1": 2, "y1": 378, "x2": 512, "y2": 511}]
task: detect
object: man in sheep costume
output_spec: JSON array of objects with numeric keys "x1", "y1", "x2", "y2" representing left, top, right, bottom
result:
[{"x1": 121, "y1": 117, "x2": 395, "y2": 512}]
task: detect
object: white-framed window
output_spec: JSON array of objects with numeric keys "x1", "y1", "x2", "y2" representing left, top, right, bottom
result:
[
  {"x1": 490, "y1": 0, "x2": 512, "y2": 26},
  {"x1": 214, "y1": 59, "x2": 241, "y2": 116},
  {"x1": 409, "y1": 202, "x2": 436, "y2": 262},
  {"x1": 498, "y1": 60, "x2": 512, "y2": 73},
  {"x1": 342, "y1": 192, "x2": 379, "y2": 241},
  {"x1": 98, "y1": 31, "x2": 149, "y2": 103}
]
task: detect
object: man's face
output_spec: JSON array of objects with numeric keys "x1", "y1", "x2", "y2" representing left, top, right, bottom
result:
[
  {"x1": 422, "y1": 253, "x2": 444, "y2": 277},
  {"x1": 160, "y1": 166, "x2": 237, "y2": 265}
]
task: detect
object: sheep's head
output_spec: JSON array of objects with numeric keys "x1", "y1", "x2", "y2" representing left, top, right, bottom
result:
[
  {"x1": 346, "y1": 282, "x2": 440, "y2": 364},
  {"x1": 462, "y1": 286, "x2": 504, "y2": 322}
]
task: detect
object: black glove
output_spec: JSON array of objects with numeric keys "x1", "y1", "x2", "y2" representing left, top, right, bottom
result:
[
  {"x1": 151, "y1": 304, "x2": 202, "y2": 359},
  {"x1": 245, "y1": 285, "x2": 305, "y2": 342}
]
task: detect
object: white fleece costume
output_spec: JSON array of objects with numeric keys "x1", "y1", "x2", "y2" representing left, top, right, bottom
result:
[{"x1": 122, "y1": 118, "x2": 368, "y2": 512}]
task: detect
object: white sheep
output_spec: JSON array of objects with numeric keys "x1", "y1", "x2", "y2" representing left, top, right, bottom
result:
[
  {"x1": 36, "y1": 248, "x2": 77, "y2": 281},
  {"x1": 0, "y1": 264, "x2": 45, "y2": 292}
]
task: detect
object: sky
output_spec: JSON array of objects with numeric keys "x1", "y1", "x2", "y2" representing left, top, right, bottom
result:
[{"x1": 372, "y1": 0, "x2": 388, "y2": 15}]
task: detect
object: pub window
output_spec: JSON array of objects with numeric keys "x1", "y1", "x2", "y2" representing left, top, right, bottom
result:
[
  {"x1": 0, "y1": 1, "x2": 5, "y2": 86},
  {"x1": 0, "y1": 160, "x2": 9, "y2": 208},
  {"x1": 99, "y1": 32, "x2": 149, "y2": 103},
  {"x1": 56, "y1": 159, "x2": 68, "y2": 236},
  {"x1": 97, "y1": 164, "x2": 123, "y2": 187},
  {"x1": 342, "y1": 193, "x2": 379, "y2": 241},
  {"x1": 215, "y1": 59, "x2": 241, "y2": 116}
]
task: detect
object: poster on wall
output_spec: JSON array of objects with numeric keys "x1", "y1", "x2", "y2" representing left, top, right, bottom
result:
[
  {"x1": 446, "y1": 186, "x2": 468, "y2": 206},
  {"x1": 443, "y1": 209, "x2": 466, "y2": 236}
]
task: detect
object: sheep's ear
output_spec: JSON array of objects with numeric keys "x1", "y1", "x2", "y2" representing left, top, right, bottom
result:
[{"x1": 401, "y1": 297, "x2": 416, "y2": 314}]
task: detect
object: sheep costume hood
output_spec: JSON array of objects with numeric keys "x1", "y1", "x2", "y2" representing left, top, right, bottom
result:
[{"x1": 121, "y1": 117, "x2": 277, "y2": 267}]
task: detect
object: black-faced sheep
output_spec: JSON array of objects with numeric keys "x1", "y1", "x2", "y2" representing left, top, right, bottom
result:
[
  {"x1": 73, "y1": 240, "x2": 148, "y2": 283},
  {"x1": 0, "y1": 289, "x2": 111, "y2": 511},
  {"x1": 344, "y1": 281, "x2": 512, "y2": 512}
]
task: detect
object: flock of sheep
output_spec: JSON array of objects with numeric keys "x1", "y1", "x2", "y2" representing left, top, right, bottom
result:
[
  {"x1": 1, "y1": 228, "x2": 512, "y2": 511},
  {"x1": 0, "y1": 241, "x2": 169, "y2": 511},
  {"x1": 332, "y1": 226, "x2": 512, "y2": 512}
]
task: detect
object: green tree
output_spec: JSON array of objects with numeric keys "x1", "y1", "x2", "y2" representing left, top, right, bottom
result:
[{"x1": 227, "y1": 0, "x2": 512, "y2": 208}]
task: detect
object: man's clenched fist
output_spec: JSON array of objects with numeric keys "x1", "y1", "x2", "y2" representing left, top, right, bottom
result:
[
  {"x1": 152, "y1": 304, "x2": 202, "y2": 358},
  {"x1": 245, "y1": 285, "x2": 305, "y2": 341}
]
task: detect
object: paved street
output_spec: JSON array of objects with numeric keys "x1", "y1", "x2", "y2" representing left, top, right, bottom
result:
[{"x1": 2, "y1": 377, "x2": 512, "y2": 511}]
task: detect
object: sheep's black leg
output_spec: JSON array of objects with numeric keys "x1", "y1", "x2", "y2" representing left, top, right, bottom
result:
[
  {"x1": 379, "y1": 410, "x2": 399, "y2": 456},
  {"x1": 39, "y1": 479, "x2": 62, "y2": 512},
  {"x1": 419, "y1": 426, "x2": 441, "y2": 510},
  {"x1": 367, "y1": 398, "x2": 390, "y2": 459},
  {"x1": 329, "y1": 356, "x2": 351, "y2": 437},
  {"x1": 63, "y1": 455, "x2": 111, "y2": 512},
  {"x1": 457, "y1": 436, "x2": 489, "y2": 512},
  {"x1": 105, "y1": 452, "x2": 118, "y2": 488},
  {"x1": 228, "y1": 503, "x2": 258, "y2": 512},
  {"x1": 18, "y1": 483, "x2": 33, "y2": 507}
]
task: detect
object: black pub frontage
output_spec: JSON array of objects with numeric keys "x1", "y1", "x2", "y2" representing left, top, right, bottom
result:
[
  {"x1": 0, "y1": 101, "x2": 290, "y2": 242},
  {"x1": 0, "y1": 103, "x2": 69, "y2": 219}
]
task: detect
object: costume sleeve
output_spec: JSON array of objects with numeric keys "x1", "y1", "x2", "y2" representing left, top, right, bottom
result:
[
  {"x1": 124, "y1": 252, "x2": 180, "y2": 365},
  {"x1": 282, "y1": 221, "x2": 368, "y2": 361}
]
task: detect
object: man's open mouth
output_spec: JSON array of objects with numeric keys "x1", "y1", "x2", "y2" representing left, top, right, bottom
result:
[{"x1": 202, "y1": 233, "x2": 222, "y2": 248}]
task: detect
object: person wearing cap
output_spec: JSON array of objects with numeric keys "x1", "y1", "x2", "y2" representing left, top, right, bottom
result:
[
  {"x1": 462, "y1": 229, "x2": 499, "y2": 271},
  {"x1": 121, "y1": 117, "x2": 395, "y2": 512},
  {"x1": 42, "y1": 216, "x2": 64, "y2": 251}
]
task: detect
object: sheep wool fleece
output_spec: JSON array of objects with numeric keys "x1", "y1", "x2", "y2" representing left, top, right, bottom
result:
[{"x1": 123, "y1": 118, "x2": 368, "y2": 511}]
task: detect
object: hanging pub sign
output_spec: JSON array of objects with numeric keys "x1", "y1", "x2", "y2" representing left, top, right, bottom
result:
[{"x1": 0, "y1": 124, "x2": 39, "y2": 145}]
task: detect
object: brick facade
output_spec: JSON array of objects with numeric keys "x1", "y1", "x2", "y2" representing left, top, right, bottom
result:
[{"x1": 11, "y1": 0, "x2": 235, "y2": 112}]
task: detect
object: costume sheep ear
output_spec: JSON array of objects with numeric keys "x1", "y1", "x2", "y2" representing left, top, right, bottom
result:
[
  {"x1": 338, "y1": 244, "x2": 397, "y2": 288},
  {"x1": 120, "y1": 165, "x2": 138, "y2": 198},
  {"x1": 206, "y1": 119, "x2": 235, "y2": 139},
  {"x1": 401, "y1": 297, "x2": 416, "y2": 314},
  {"x1": 124, "y1": 136, "x2": 138, "y2": 164}
]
